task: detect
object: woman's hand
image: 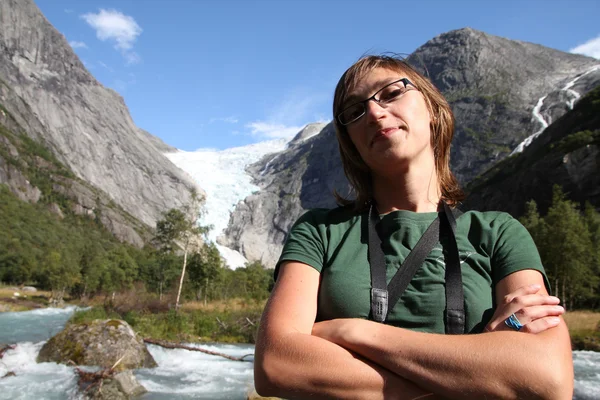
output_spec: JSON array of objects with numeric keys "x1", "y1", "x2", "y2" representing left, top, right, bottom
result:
[
  {"x1": 312, "y1": 318, "x2": 357, "y2": 345},
  {"x1": 485, "y1": 283, "x2": 564, "y2": 333}
]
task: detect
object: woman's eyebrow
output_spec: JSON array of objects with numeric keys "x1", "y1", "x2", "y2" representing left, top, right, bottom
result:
[
  {"x1": 343, "y1": 94, "x2": 361, "y2": 105},
  {"x1": 344, "y1": 78, "x2": 406, "y2": 105}
]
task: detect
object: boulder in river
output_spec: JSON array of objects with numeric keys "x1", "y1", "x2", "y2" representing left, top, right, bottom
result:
[
  {"x1": 81, "y1": 370, "x2": 147, "y2": 399},
  {"x1": 37, "y1": 319, "x2": 157, "y2": 370}
]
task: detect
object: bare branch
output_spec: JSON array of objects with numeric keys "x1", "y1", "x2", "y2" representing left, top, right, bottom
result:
[{"x1": 144, "y1": 338, "x2": 253, "y2": 362}]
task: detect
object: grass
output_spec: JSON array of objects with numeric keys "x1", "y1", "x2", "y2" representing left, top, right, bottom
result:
[
  {"x1": 0, "y1": 287, "x2": 54, "y2": 311},
  {"x1": 564, "y1": 310, "x2": 600, "y2": 351},
  {"x1": 181, "y1": 298, "x2": 267, "y2": 312},
  {"x1": 564, "y1": 310, "x2": 600, "y2": 331},
  {"x1": 65, "y1": 289, "x2": 268, "y2": 344}
]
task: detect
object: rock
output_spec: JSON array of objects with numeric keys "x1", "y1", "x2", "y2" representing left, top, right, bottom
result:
[
  {"x1": 463, "y1": 87, "x2": 600, "y2": 216},
  {"x1": 85, "y1": 370, "x2": 147, "y2": 399},
  {"x1": 37, "y1": 319, "x2": 157, "y2": 370},
  {"x1": 48, "y1": 298, "x2": 65, "y2": 307},
  {"x1": 246, "y1": 388, "x2": 281, "y2": 400},
  {"x1": 0, "y1": 0, "x2": 203, "y2": 242},
  {"x1": 21, "y1": 286, "x2": 37, "y2": 292},
  {"x1": 47, "y1": 203, "x2": 64, "y2": 219},
  {"x1": 112, "y1": 370, "x2": 147, "y2": 397}
]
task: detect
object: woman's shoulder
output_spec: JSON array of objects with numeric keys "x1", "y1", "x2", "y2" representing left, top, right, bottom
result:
[
  {"x1": 458, "y1": 208, "x2": 529, "y2": 239},
  {"x1": 459, "y1": 208, "x2": 518, "y2": 225},
  {"x1": 295, "y1": 204, "x2": 361, "y2": 228}
]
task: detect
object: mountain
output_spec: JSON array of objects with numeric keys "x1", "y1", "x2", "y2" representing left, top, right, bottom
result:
[
  {"x1": 0, "y1": 0, "x2": 199, "y2": 242},
  {"x1": 463, "y1": 85, "x2": 600, "y2": 216},
  {"x1": 220, "y1": 28, "x2": 600, "y2": 268},
  {"x1": 406, "y1": 27, "x2": 599, "y2": 184},
  {"x1": 217, "y1": 123, "x2": 345, "y2": 266}
]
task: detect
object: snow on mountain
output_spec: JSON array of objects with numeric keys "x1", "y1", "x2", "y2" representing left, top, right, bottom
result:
[{"x1": 165, "y1": 137, "x2": 289, "y2": 269}]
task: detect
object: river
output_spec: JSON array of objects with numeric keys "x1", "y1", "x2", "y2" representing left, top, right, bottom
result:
[{"x1": 0, "y1": 307, "x2": 598, "y2": 399}]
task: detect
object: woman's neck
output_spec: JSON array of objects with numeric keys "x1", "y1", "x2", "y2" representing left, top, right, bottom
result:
[{"x1": 372, "y1": 163, "x2": 441, "y2": 214}]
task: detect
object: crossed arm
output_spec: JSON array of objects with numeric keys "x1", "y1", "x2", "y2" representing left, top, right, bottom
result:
[{"x1": 254, "y1": 261, "x2": 574, "y2": 399}]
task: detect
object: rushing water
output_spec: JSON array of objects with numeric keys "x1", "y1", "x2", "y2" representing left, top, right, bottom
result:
[{"x1": 0, "y1": 308, "x2": 599, "y2": 399}]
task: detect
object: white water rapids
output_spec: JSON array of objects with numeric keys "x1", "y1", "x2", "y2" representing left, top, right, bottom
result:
[
  {"x1": 0, "y1": 307, "x2": 599, "y2": 399},
  {"x1": 0, "y1": 307, "x2": 255, "y2": 399}
]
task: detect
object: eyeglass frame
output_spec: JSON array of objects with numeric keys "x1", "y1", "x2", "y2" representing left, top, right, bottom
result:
[{"x1": 336, "y1": 78, "x2": 415, "y2": 126}]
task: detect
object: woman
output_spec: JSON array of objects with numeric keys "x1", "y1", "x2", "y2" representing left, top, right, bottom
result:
[{"x1": 254, "y1": 55, "x2": 573, "y2": 399}]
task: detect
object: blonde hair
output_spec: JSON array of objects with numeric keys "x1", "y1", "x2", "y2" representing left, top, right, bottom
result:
[{"x1": 332, "y1": 54, "x2": 464, "y2": 211}]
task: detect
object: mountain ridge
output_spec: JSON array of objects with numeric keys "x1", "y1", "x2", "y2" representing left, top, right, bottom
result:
[
  {"x1": 220, "y1": 27, "x2": 600, "y2": 268},
  {"x1": 0, "y1": 0, "x2": 200, "y2": 239}
]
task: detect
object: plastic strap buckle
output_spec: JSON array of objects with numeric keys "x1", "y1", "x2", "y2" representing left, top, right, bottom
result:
[{"x1": 371, "y1": 288, "x2": 388, "y2": 322}]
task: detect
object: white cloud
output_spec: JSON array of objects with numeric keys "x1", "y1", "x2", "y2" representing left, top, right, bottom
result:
[
  {"x1": 246, "y1": 122, "x2": 303, "y2": 139},
  {"x1": 270, "y1": 92, "x2": 329, "y2": 124},
  {"x1": 69, "y1": 40, "x2": 87, "y2": 49},
  {"x1": 124, "y1": 51, "x2": 141, "y2": 65},
  {"x1": 99, "y1": 62, "x2": 114, "y2": 73},
  {"x1": 64, "y1": 9, "x2": 74, "y2": 14},
  {"x1": 243, "y1": 90, "x2": 330, "y2": 140},
  {"x1": 112, "y1": 79, "x2": 128, "y2": 92},
  {"x1": 570, "y1": 35, "x2": 600, "y2": 59},
  {"x1": 81, "y1": 9, "x2": 142, "y2": 63},
  {"x1": 111, "y1": 74, "x2": 137, "y2": 93},
  {"x1": 209, "y1": 116, "x2": 239, "y2": 124}
]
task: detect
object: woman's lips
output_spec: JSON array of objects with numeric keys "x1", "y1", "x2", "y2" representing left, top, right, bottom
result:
[{"x1": 371, "y1": 127, "x2": 399, "y2": 145}]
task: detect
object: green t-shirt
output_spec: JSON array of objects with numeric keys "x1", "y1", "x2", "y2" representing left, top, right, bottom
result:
[{"x1": 276, "y1": 206, "x2": 549, "y2": 334}]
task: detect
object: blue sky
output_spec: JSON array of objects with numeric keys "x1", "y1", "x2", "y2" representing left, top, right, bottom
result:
[{"x1": 35, "y1": 0, "x2": 600, "y2": 151}]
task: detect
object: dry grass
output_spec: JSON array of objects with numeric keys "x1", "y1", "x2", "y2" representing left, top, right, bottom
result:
[
  {"x1": 182, "y1": 298, "x2": 267, "y2": 312},
  {"x1": 0, "y1": 287, "x2": 52, "y2": 299},
  {"x1": 563, "y1": 310, "x2": 600, "y2": 332},
  {"x1": 0, "y1": 287, "x2": 54, "y2": 312}
]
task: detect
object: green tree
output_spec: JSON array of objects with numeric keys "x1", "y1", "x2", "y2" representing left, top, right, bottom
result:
[
  {"x1": 187, "y1": 242, "x2": 223, "y2": 304},
  {"x1": 99, "y1": 246, "x2": 139, "y2": 295},
  {"x1": 583, "y1": 202, "x2": 600, "y2": 307},
  {"x1": 38, "y1": 249, "x2": 81, "y2": 301},
  {"x1": 521, "y1": 186, "x2": 597, "y2": 309},
  {"x1": 153, "y1": 188, "x2": 210, "y2": 306},
  {"x1": 237, "y1": 260, "x2": 273, "y2": 302},
  {"x1": 174, "y1": 188, "x2": 210, "y2": 310}
]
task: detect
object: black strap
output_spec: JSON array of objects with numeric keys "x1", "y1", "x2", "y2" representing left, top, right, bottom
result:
[
  {"x1": 368, "y1": 202, "x2": 465, "y2": 334},
  {"x1": 442, "y1": 202, "x2": 465, "y2": 334}
]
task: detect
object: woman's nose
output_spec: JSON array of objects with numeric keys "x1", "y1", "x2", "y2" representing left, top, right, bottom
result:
[{"x1": 365, "y1": 99, "x2": 386, "y2": 122}]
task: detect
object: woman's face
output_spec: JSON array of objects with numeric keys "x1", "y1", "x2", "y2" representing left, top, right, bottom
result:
[{"x1": 345, "y1": 67, "x2": 434, "y2": 176}]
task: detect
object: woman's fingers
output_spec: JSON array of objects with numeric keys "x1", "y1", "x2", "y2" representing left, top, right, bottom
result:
[
  {"x1": 514, "y1": 305, "x2": 565, "y2": 326},
  {"x1": 496, "y1": 293, "x2": 561, "y2": 322},
  {"x1": 502, "y1": 283, "x2": 542, "y2": 304},
  {"x1": 486, "y1": 283, "x2": 563, "y2": 332},
  {"x1": 490, "y1": 304, "x2": 564, "y2": 332},
  {"x1": 519, "y1": 316, "x2": 562, "y2": 334}
]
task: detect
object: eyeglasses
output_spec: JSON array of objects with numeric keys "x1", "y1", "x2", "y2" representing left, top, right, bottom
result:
[{"x1": 336, "y1": 78, "x2": 415, "y2": 126}]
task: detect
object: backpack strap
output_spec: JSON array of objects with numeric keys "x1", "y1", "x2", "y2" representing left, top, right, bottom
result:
[{"x1": 368, "y1": 202, "x2": 465, "y2": 334}]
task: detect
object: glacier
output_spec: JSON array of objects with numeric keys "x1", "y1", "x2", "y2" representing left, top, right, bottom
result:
[{"x1": 165, "y1": 138, "x2": 289, "y2": 269}]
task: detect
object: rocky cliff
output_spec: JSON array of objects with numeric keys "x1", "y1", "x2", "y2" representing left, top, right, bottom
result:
[
  {"x1": 218, "y1": 123, "x2": 349, "y2": 265},
  {"x1": 463, "y1": 85, "x2": 600, "y2": 216},
  {"x1": 0, "y1": 0, "x2": 199, "y2": 238},
  {"x1": 221, "y1": 28, "x2": 600, "y2": 268},
  {"x1": 406, "y1": 28, "x2": 600, "y2": 184}
]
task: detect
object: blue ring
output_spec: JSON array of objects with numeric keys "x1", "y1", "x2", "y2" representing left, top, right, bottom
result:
[{"x1": 504, "y1": 313, "x2": 523, "y2": 331}]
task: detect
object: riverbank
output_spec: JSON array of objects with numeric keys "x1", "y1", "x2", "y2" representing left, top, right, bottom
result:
[
  {"x1": 2, "y1": 287, "x2": 599, "y2": 349},
  {"x1": 0, "y1": 287, "x2": 56, "y2": 312},
  {"x1": 69, "y1": 300, "x2": 265, "y2": 344}
]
